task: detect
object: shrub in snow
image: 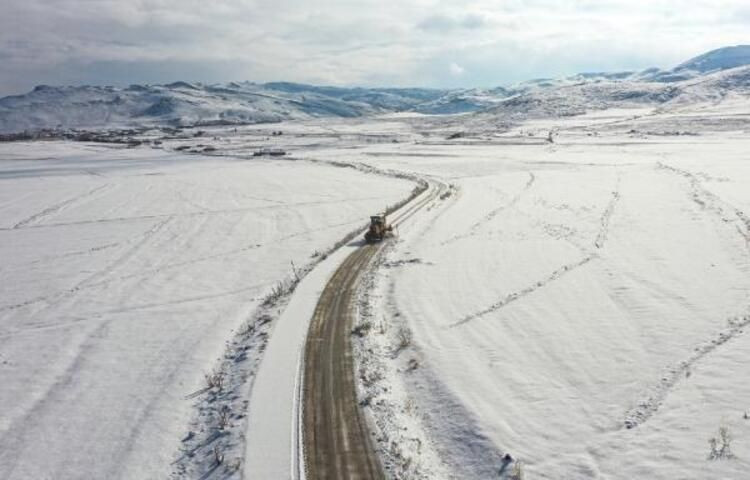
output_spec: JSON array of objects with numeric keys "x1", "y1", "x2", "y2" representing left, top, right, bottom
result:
[
  {"x1": 217, "y1": 407, "x2": 231, "y2": 430},
  {"x1": 351, "y1": 321, "x2": 373, "y2": 337},
  {"x1": 406, "y1": 358, "x2": 420, "y2": 371},
  {"x1": 509, "y1": 461, "x2": 524, "y2": 480},
  {"x1": 205, "y1": 369, "x2": 225, "y2": 391},
  {"x1": 395, "y1": 326, "x2": 413, "y2": 353},
  {"x1": 708, "y1": 425, "x2": 735, "y2": 460},
  {"x1": 213, "y1": 445, "x2": 224, "y2": 465}
]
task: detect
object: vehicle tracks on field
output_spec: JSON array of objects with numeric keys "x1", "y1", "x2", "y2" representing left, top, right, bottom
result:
[
  {"x1": 657, "y1": 161, "x2": 750, "y2": 247},
  {"x1": 450, "y1": 174, "x2": 622, "y2": 328},
  {"x1": 442, "y1": 171, "x2": 535, "y2": 245},
  {"x1": 301, "y1": 181, "x2": 444, "y2": 480},
  {"x1": 11, "y1": 183, "x2": 112, "y2": 229},
  {"x1": 623, "y1": 312, "x2": 750, "y2": 429},
  {"x1": 620, "y1": 163, "x2": 750, "y2": 429}
]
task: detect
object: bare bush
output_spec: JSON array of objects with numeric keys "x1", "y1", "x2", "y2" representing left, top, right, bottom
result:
[
  {"x1": 352, "y1": 321, "x2": 373, "y2": 337},
  {"x1": 239, "y1": 321, "x2": 255, "y2": 337},
  {"x1": 218, "y1": 407, "x2": 231, "y2": 430},
  {"x1": 404, "y1": 397, "x2": 416, "y2": 415},
  {"x1": 213, "y1": 445, "x2": 224, "y2": 465},
  {"x1": 406, "y1": 358, "x2": 419, "y2": 371},
  {"x1": 509, "y1": 461, "x2": 524, "y2": 480},
  {"x1": 360, "y1": 368, "x2": 384, "y2": 388},
  {"x1": 205, "y1": 369, "x2": 225, "y2": 391},
  {"x1": 395, "y1": 327, "x2": 413, "y2": 352},
  {"x1": 708, "y1": 425, "x2": 735, "y2": 460},
  {"x1": 263, "y1": 281, "x2": 287, "y2": 306},
  {"x1": 229, "y1": 458, "x2": 242, "y2": 472}
]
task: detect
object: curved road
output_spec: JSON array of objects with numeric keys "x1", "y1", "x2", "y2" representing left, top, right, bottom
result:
[{"x1": 302, "y1": 182, "x2": 443, "y2": 479}]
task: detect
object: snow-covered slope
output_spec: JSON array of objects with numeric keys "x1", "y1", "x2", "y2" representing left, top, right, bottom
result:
[
  {"x1": 2, "y1": 46, "x2": 750, "y2": 134},
  {"x1": 0, "y1": 82, "x2": 446, "y2": 133},
  {"x1": 479, "y1": 64, "x2": 750, "y2": 121},
  {"x1": 675, "y1": 45, "x2": 750, "y2": 74}
]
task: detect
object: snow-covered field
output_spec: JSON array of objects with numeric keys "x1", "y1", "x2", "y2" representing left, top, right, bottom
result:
[
  {"x1": 0, "y1": 142, "x2": 413, "y2": 479},
  {"x1": 340, "y1": 109, "x2": 750, "y2": 479},
  {"x1": 1, "y1": 88, "x2": 750, "y2": 480}
]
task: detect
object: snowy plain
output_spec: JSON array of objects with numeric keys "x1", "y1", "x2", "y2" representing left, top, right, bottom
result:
[
  {"x1": 335, "y1": 107, "x2": 750, "y2": 479},
  {"x1": 1, "y1": 85, "x2": 750, "y2": 480},
  {"x1": 0, "y1": 142, "x2": 413, "y2": 479}
]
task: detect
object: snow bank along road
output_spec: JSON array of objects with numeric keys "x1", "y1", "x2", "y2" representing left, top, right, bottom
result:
[
  {"x1": 302, "y1": 181, "x2": 444, "y2": 480},
  {"x1": 243, "y1": 177, "x2": 443, "y2": 479}
]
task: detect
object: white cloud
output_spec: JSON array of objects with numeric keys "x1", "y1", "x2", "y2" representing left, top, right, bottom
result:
[
  {"x1": 0, "y1": 0, "x2": 749, "y2": 94},
  {"x1": 449, "y1": 62, "x2": 465, "y2": 76}
]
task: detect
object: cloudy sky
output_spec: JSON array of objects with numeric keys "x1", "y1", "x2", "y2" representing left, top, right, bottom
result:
[{"x1": 1, "y1": 0, "x2": 749, "y2": 95}]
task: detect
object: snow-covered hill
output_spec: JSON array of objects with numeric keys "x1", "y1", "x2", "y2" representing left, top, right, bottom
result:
[
  {"x1": 2, "y1": 46, "x2": 750, "y2": 134},
  {"x1": 675, "y1": 45, "x2": 750, "y2": 74},
  {"x1": 0, "y1": 82, "x2": 446, "y2": 133},
  {"x1": 479, "y1": 62, "x2": 750, "y2": 121}
]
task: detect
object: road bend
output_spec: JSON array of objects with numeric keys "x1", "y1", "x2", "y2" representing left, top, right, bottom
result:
[{"x1": 302, "y1": 181, "x2": 443, "y2": 480}]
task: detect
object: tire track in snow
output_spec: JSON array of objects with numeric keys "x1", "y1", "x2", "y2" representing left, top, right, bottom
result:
[
  {"x1": 70, "y1": 218, "x2": 366, "y2": 292},
  {"x1": 623, "y1": 313, "x2": 750, "y2": 429},
  {"x1": 449, "y1": 256, "x2": 595, "y2": 328},
  {"x1": 442, "y1": 172, "x2": 535, "y2": 245},
  {"x1": 0, "y1": 195, "x2": 389, "y2": 231},
  {"x1": 0, "y1": 216, "x2": 174, "y2": 313},
  {"x1": 594, "y1": 179, "x2": 621, "y2": 249},
  {"x1": 619, "y1": 164, "x2": 750, "y2": 429},
  {"x1": 450, "y1": 174, "x2": 621, "y2": 328},
  {"x1": 11, "y1": 241, "x2": 122, "y2": 269},
  {"x1": 473, "y1": 172, "x2": 536, "y2": 232},
  {"x1": 657, "y1": 162, "x2": 750, "y2": 246},
  {"x1": 12, "y1": 184, "x2": 112, "y2": 229}
]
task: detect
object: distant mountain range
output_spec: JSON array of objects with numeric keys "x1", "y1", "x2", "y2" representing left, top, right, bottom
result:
[{"x1": 1, "y1": 45, "x2": 749, "y2": 134}]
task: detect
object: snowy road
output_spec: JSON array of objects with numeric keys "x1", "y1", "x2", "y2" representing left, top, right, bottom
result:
[
  {"x1": 302, "y1": 181, "x2": 443, "y2": 480},
  {"x1": 2, "y1": 101, "x2": 750, "y2": 480},
  {"x1": 303, "y1": 242, "x2": 385, "y2": 480},
  {"x1": 0, "y1": 142, "x2": 413, "y2": 479},
  {"x1": 325, "y1": 117, "x2": 750, "y2": 479}
]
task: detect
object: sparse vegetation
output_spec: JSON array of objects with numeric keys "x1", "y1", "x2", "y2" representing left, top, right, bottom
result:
[
  {"x1": 264, "y1": 280, "x2": 288, "y2": 305},
  {"x1": 509, "y1": 461, "x2": 524, "y2": 480},
  {"x1": 205, "y1": 369, "x2": 225, "y2": 391},
  {"x1": 228, "y1": 458, "x2": 242, "y2": 472},
  {"x1": 395, "y1": 326, "x2": 413, "y2": 352},
  {"x1": 708, "y1": 424, "x2": 735, "y2": 460},
  {"x1": 404, "y1": 397, "x2": 416, "y2": 414},
  {"x1": 213, "y1": 445, "x2": 224, "y2": 465},
  {"x1": 377, "y1": 318, "x2": 388, "y2": 335},
  {"x1": 406, "y1": 357, "x2": 419, "y2": 371},
  {"x1": 218, "y1": 407, "x2": 231, "y2": 430},
  {"x1": 360, "y1": 367, "x2": 384, "y2": 388},
  {"x1": 352, "y1": 321, "x2": 373, "y2": 337}
]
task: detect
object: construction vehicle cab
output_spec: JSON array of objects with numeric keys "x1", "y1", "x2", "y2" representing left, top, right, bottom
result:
[{"x1": 364, "y1": 214, "x2": 392, "y2": 243}]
